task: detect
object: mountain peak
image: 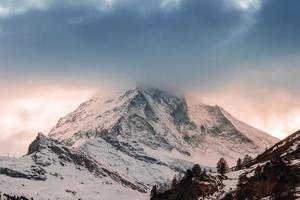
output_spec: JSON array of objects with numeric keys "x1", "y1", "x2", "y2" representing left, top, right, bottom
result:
[
  {"x1": 49, "y1": 87, "x2": 278, "y2": 169},
  {"x1": 121, "y1": 86, "x2": 182, "y2": 101},
  {"x1": 27, "y1": 132, "x2": 48, "y2": 155}
]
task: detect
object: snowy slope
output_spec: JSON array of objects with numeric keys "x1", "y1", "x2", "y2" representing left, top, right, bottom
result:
[
  {"x1": 223, "y1": 130, "x2": 300, "y2": 199},
  {"x1": 221, "y1": 130, "x2": 300, "y2": 199},
  {"x1": 49, "y1": 87, "x2": 278, "y2": 185},
  {"x1": 245, "y1": 130, "x2": 300, "y2": 167},
  {"x1": 0, "y1": 133, "x2": 147, "y2": 200}
]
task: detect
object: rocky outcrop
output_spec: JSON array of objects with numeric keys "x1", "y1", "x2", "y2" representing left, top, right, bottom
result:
[
  {"x1": 27, "y1": 132, "x2": 47, "y2": 155},
  {"x1": 0, "y1": 166, "x2": 46, "y2": 181}
]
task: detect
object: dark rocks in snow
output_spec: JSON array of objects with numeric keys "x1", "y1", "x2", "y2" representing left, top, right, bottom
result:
[
  {"x1": 1, "y1": 192, "x2": 33, "y2": 200},
  {"x1": 27, "y1": 133, "x2": 47, "y2": 155},
  {"x1": 126, "y1": 89, "x2": 158, "y2": 122},
  {"x1": 0, "y1": 166, "x2": 46, "y2": 181},
  {"x1": 103, "y1": 137, "x2": 167, "y2": 166}
]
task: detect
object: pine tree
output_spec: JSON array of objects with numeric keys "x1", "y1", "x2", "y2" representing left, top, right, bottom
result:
[
  {"x1": 202, "y1": 168, "x2": 207, "y2": 176},
  {"x1": 192, "y1": 164, "x2": 202, "y2": 177},
  {"x1": 185, "y1": 169, "x2": 193, "y2": 180},
  {"x1": 242, "y1": 154, "x2": 252, "y2": 165},
  {"x1": 236, "y1": 158, "x2": 242, "y2": 170},
  {"x1": 150, "y1": 185, "x2": 158, "y2": 197},
  {"x1": 177, "y1": 172, "x2": 184, "y2": 182},
  {"x1": 159, "y1": 182, "x2": 169, "y2": 193},
  {"x1": 217, "y1": 157, "x2": 229, "y2": 175},
  {"x1": 254, "y1": 165, "x2": 262, "y2": 177},
  {"x1": 172, "y1": 174, "x2": 178, "y2": 187}
]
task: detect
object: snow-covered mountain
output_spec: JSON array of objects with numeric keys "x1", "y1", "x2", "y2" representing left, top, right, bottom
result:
[
  {"x1": 48, "y1": 87, "x2": 278, "y2": 185},
  {"x1": 0, "y1": 133, "x2": 147, "y2": 200},
  {"x1": 0, "y1": 87, "x2": 279, "y2": 199}
]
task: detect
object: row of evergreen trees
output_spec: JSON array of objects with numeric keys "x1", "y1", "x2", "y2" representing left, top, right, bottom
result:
[
  {"x1": 217, "y1": 154, "x2": 253, "y2": 175},
  {"x1": 150, "y1": 164, "x2": 213, "y2": 197},
  {"x1": 216, "y1": 157, "x2": 229, "y2": 175},
  {"x1": 235, "y1": 154, "x2": 253, "y2": 170}
]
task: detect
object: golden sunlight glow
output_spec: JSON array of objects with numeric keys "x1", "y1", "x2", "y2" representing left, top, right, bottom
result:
[
  {"x1": 0, "y1": 84, "x2": 98, "y2": 156},
  {"x1": 187, "y1": 87, "x2": 300, "y2": 140}
]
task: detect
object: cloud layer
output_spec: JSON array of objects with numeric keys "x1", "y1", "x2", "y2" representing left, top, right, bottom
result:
[
  {"x1": 0, "y1": 0, "x2": 298, "y2": 89},
  {"x1": 0, "y1": 83, "x2": 98, "y2": 156},
  {"x1": 0, "y1": 1, "x2": 279, "y2": 83}
]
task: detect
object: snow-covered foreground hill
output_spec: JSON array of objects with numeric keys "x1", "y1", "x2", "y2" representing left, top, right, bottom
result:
[
  {"x1": 0, "y1": 133, "x2": 147, "y2": 200},
  {"x1": 0, "y1": 87, "x2": 278, "y2": 199}
]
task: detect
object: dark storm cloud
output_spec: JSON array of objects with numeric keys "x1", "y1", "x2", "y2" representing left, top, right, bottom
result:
[
  {"x1": 224, "y1": 0, "x2": 300, "y2": 93},
  {"x1": 254, "y1": 0, "x2": 300, "y2": 52},
  {"x1": 233, "y1": 0, "x2": 300, "y2": 61},
  {"x1": 0, "y1": 0, "x2": 244, "y2": 84},
  {"x1": 0, "y1": 0, "x2": 299, "y2": 88}
]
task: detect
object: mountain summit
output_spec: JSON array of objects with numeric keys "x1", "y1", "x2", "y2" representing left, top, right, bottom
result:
[{"x1": 49, "y1": 87, "x2": 278, "y2": 184}]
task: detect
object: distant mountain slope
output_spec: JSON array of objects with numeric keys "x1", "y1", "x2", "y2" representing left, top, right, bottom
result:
[
  {"x1": 246, "y1": 130, "x2": 300, "y2": 167},
  {"x1": 49, "y1": 87, "x2": 278, "y2": 185}
]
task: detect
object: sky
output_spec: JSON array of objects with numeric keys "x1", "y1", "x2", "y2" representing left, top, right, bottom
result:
[{"x1": 0, "y1": 0, "x2": 300, "y2": 156}]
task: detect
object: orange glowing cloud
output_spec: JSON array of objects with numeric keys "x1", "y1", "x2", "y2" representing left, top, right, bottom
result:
[
  {"x1": 0, "y1": 82, "x2": 114, "y2": 156},
  {"x1": 187, "y1": 85, "x2": 300, "y2": 139}
]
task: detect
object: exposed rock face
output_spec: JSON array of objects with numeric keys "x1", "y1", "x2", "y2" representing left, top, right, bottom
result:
[
  {"x1": 27, "y1": 132, "x2": 48, "y2": 155},
  {"x1": 0, "y1": 166, "x2": 46, "y2": 181}
]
